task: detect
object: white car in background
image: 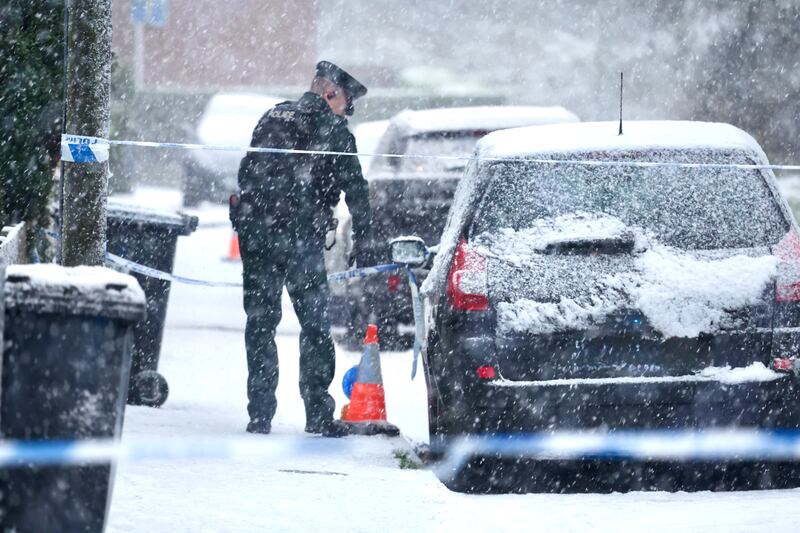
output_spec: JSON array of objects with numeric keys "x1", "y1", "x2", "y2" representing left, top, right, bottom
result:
[
  {"x1": 182, "y1": 93, "x2": 283, "y2": 206},
  {"x1": 353, "y1": 119, "x2": 391, "y2": 174}
]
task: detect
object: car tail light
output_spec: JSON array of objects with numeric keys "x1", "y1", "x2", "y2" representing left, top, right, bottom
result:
[
  {"x1": 387, "y1": 274, "x2": 401, "y2": 292},
  {"x1": 774, "y1": 230, "x2": 800, "y2": 301},
  {"x1": 772, "y1": 357, "x2": 799, "y2": 373},
  {"x1": 447, "y1": 238, "x2": 488, "y2": 311},
  {"x1": 476, "y1": 365, "x2": 497, "y2": 380}
]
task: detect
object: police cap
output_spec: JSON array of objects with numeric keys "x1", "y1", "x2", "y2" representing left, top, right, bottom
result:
[{"x1": 315, "y1": 61, "x2": 368, "y2": 100}]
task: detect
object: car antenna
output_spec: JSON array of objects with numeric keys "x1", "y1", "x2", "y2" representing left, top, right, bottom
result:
[{"x1": 618, "y1": 72, "x2": 624, "y2": 136}]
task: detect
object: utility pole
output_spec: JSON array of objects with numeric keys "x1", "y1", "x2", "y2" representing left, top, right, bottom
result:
[{"x1": 61, "y1": 0, "x2": 112, "y2": 266}]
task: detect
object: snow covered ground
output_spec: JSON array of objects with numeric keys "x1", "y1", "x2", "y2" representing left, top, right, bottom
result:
[{"x1": 106, "y1": 187, "x2": 799, "y2": 532}]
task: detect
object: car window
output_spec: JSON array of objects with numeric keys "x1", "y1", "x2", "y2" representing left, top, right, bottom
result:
[
  {"x1": 374, "y1": 131, "x2": 487, "y2": 176},
  {"x1": 471, "y1": 149, "x2": 788, "y2": 250}
]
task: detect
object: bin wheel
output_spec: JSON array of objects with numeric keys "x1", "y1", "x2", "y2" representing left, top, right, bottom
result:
[{"x1": 129, "y1": 370, "x2": 169, "y2": 407}]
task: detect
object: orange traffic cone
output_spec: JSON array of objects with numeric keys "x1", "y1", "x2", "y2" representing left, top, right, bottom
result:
[
  {"x1": 341, "y1": 324, "x2": 400, "y2": 436},
  {"x1": 224, "y1": 231, "x2": 241, "y2": 261}
]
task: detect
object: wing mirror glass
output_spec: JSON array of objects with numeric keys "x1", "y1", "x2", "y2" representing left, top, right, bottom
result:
[{"x1": 390, "y1": 236, "x2": 428, "y2": 268}]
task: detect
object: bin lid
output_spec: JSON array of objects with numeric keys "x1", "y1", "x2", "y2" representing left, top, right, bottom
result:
[
  {"x1": 107, "y1": 201, "x2": 198, "y2": 236},
  {"x1": 5, "y1": 264, "x2": 147, "y2": 321}
]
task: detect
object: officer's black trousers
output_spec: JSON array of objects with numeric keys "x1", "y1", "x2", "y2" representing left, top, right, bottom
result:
[{"x1": 239, "y1": 219, "x2": 336, "y2": 429}]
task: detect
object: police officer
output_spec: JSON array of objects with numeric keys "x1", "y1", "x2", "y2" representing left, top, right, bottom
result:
[{"x1": 235, "y1": 61, "x2": 371, "y2": 437}]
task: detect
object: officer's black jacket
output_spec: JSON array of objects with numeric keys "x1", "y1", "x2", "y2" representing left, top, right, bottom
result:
[{"x1": 237, "y1": 92, "x2": 371, "y2": 246}]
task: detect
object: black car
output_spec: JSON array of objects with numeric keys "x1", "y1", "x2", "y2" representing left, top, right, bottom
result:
[
  {"x1": 331, "y1": 106, "x2": 579, "y2": 350},
  {"x1": 411, "y1": 120, "x2": 800, "y2": 493}
]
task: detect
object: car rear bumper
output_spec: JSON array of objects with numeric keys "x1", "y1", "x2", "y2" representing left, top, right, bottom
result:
[
  {"x1": 495, "y1": 328, "x2": 775, "y2": 381},
  {"x1": 434, "y1": 378, "x2": 800, "y2": 492},
  {"x1": 472, "y1": 376, "x2": 800, "y2": 433},
  {"x1": 442, "y1": 455, "x2": 800, "y2": 493}
]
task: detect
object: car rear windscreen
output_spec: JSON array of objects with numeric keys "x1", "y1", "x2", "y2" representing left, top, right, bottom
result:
[
  {"x1": 472, "y1": 149, "x2": 788, "y2": 250},
  {"x1": 373, "y1": 131, "x2": 488, "y2": 176}
]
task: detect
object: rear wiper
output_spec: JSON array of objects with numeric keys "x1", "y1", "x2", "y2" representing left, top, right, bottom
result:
[{"x1": 543, "y1": 235, "x2": 635, "y2": 255}]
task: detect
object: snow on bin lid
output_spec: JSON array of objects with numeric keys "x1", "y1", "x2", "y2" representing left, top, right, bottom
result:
[
  {"x1": 107, "y1": 200, "x2": 198, "y2": 235},
  {"x1": 477, "y1": 120, "x2": 770, "y2": 164},
  {"x1": 5, "y1": 264, "x2": 146, "y2": 321},
  {"x1": 390, "y1": 106, "x2": 580, "y2": 136}
]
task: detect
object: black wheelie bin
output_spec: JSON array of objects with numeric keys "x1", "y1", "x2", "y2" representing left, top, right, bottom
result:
[
  {"x1": 0, "y1": 264, "x2": 146, "y2": 531},
  {"x1": 106, "y1": 201, "x2": 198, "y2": 407}
]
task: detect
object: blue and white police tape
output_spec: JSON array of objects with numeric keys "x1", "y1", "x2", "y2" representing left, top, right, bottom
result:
[
  {"x1": 434, "y1": 429, "x2": 800, "y2": 479},
  {"x1": 105, "y1": 251, "x2": 404, "y2": 287},
  {"x1": 60, "y1": 133, "x2": 800, "y2": 171},
  {"x1": 44, "y1": 228, "x2": 403, "y2": 287},
  {"x1": 3, "y1": 429, "x2": 800, "y2": 469},
  {"x1": 0, "y1": 436, "x2": 356, "y2": 468},
  {"x1": 105, "y1": 252, "x2": 243, "y2": 287},
  {"x1": 407, "y1": 269, "x2": 424, "y2": 380},
  {"x1": 106, "y1": 251, "x2": 425, "y2": 376},
  {"x1": 61, "y1": 134, "x2": 110, "y2": 163},
  {"x1": 51, "y1": 228, "x2": 426, "y2": 374},
  {"x1": 327, "y1": 262, "x2": 403, "y2": 282}
]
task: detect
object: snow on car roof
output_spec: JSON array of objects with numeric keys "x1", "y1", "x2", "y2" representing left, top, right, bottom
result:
[
  {"x1": 203, "y1": 92, "x2": 284, "y2": 115},
  {"x1": 390, "y1": 106, "x2": 580, "y2": 136},
  {"x1": 477, "y1": 120, "x2": 770, "y2": 164}
]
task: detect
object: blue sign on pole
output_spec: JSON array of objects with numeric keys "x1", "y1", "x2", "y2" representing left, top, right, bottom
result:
[
  {"x1": 130, "y1": 0, "x2": 169, "y2": 26},
  {"x1": 149, "y1": 0, "x2": 169, "y2": 27},
  {"x1": 131, "y1": 0, "x2": 147, "y2": 23}
]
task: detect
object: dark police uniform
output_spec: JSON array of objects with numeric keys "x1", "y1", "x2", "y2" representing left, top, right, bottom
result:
[{"x1": 235, "y1": 62, "x2": 370, "y2": 435}]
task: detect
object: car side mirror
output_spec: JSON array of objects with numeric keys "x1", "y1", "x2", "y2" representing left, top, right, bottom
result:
[{"x1": 390, "y1": 236, "x2": 428, "y2": 268}]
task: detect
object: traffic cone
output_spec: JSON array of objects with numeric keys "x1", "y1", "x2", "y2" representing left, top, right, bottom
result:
[
  {"x1": 341, "y1": 324, "x2": 400, "y2": 436},
  {"x1": 224, "y1": 231, "x2": 240, "y2": 261}
]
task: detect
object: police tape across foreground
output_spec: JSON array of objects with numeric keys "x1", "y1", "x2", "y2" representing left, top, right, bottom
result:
[
  {"x1": 57, "y1": 234, "x2": 426, "y2": 380},
  {"x1": 105, "y1": 249, "x2": 426, "y2": 382},
  {"x1": 104, "y1": 251, "x2": 404, "y2": 288},
  {"x1": 4, "y1": 429, "x2": 800, "y2": 469}
]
